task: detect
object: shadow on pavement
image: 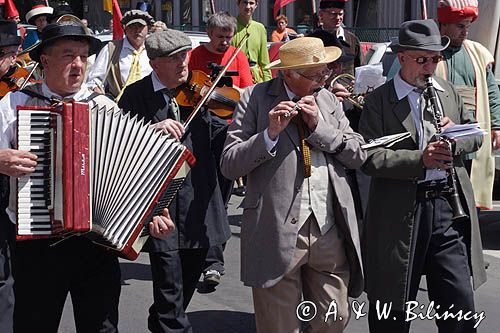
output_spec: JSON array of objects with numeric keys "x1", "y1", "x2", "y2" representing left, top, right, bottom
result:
[
  {"x1": 120, "y1": 262, "x2": 152, "y2": 284},
  {"x1": 479, "y1": 211, "x2": 500, "y2": 250},
  {"x1": 189, "y1": 310, "x2": 256, "y2": 333}
]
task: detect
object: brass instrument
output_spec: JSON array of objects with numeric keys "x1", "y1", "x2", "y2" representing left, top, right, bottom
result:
[
  {"x1": 330, "y1": 73, "x2": 365, "y2": 109},
  {"x1": 424, "y1": 75, "x2": 468, "y2": 221}
]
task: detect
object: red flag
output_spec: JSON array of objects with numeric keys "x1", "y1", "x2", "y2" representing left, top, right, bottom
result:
[
  {"x1": 273, "y1": 0, "x2": 296, "y2": 18},
  {"x1": 112, "y1": 0, "x2": 124, "y2": 40}
]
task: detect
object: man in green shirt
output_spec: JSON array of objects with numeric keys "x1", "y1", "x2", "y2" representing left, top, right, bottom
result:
[
  {"x1": 231, "y1": 0, "x2": 272, "y2": 83},
  {"x1": 436, "y1": 0, "x2": 500, "y2": 210}
]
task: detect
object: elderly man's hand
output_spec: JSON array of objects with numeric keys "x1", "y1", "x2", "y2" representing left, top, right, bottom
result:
[
  {"x1": 297, "y1": 95, "x2": 319, "y2": 131},
  {"x1": 422, "y1": 141, "x2": 452, "y2": 169},
  {"x1": 151, "y1": 119, "x2": 185, "y2": 140},
  {"x1": 267, "y1": 101, "x2": 298, "y2": 140},
  {"x1": 439, "y1": 116, "x2": 455, "y2": 130},
  {"x1": 149, "y1": 208, "x2": 175, "y2": 239},
  {"x1": 330, "y1": 82, "x2": 351, "y2": 102},
  {"x1": 0, "y1": 149, "x2": 37, "y2": 177}
]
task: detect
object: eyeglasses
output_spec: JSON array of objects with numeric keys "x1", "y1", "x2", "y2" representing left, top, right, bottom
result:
[
  {"x1": 410, "y1": 55, "x2": 443, "y2": 64},
  {"x1": 296, "y1": 69, "x2": 333, "y2": 83}
]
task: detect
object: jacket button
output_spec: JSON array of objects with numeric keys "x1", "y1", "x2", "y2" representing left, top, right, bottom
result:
[{"x1": 290, "y1": 217, "x2": 298, "y2": 224}]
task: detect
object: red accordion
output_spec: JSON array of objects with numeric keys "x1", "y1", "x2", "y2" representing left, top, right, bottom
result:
[{"x1": 16, "y1": 101, "x2": 195, "y2": 260}]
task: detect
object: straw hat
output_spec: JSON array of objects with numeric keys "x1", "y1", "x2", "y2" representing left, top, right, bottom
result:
[{"x1": 266, "y1": 37, "x2": 341, "y2": 70}]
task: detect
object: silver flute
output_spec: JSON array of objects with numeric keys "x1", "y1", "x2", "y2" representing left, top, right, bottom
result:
[{"x1": 283, "y1": 88, "x2": 322, "y2": 119}]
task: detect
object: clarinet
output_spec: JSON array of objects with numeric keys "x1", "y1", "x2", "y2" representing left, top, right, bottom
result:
[{"x1": 424, "y1": 75, "x2": 468, "y2": 221}]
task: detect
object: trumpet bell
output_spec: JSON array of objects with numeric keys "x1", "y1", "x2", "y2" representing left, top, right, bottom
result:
[{"x1": 330, "y1": 73, "x2": 365, "y2": 109}]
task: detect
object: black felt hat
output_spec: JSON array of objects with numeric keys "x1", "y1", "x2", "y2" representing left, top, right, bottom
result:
[
  {"x1": 0, "y1": 20, "x2": 22, "y2": 47},
  {"x1": 29, "y1": 21, "x2": 101, "y2": 62}
]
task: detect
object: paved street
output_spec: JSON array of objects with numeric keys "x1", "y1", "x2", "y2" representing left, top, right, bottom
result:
[{"x1": 59, "y1": 196, "x2": 500, "y2": 332}]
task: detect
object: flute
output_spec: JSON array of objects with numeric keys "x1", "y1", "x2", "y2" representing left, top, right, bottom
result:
[{"x1": 283, "y1": 88, "x2": 322, "y2": 119}]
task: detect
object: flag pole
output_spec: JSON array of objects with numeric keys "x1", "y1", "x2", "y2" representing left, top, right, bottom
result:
[
  {"x1": 421, "y1": 0, "x2": 428, "y2": 19},
  {"x1": 210, "y1": 0, "x2": 216, "y2": 14}
]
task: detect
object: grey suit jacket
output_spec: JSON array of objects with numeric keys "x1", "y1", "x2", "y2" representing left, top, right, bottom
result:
[
  {"x1": 359, "y1": 76, "x2": 486, "y2": 310},
  {"x1": 221, "y1": 77, "x2": 366, "y2": 296}
]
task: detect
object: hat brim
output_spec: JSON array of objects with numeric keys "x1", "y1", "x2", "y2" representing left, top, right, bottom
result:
[
  {"x1": 266, "y1": 46, "x2": 342, "y2": 70},
  {"x1": 0, "y1": 36, "x2": 22, "y2": 47},
  {"x1": 390, "y1": 36, "x2": 450, "y2": 53},
  {"x1": 125, "y1": 18, "x2": 148, "y2": 27},
  {"x1": 29, "y1": 34, "x2": 101, "y2": 63},
  {"x1": 26, "y1": 7, "x2": 54, "y2": 24}
]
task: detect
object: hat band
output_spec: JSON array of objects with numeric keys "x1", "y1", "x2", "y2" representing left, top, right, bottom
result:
[
  {"x1": 282, "y1": 49, "x2": 327, "y2": 67},
  {"x1": 400, "y1": 35, "x2": 443, "y2": 48}
]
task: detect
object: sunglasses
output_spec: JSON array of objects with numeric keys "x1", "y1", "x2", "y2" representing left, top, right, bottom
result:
[{"x1": 410, "y1": 55, "x2": 443, "y2": 64}]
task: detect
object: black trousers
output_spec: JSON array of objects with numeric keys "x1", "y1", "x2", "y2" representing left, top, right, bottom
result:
[
  {"x1": 369, "y1": 197, "x2": 476, "y2": 333},
  {"x1": 148, "y1": 248, "x2": 208, "y2": 333},
  {"x1": 203, "y1": 243, "x2": 226, "y2": 274},
  {"x1": 0, "y1": 213, "x2": 15, "y2": 333},
  {"x1": 13, "y1": 237, "x2": 121, "y2": 333}
]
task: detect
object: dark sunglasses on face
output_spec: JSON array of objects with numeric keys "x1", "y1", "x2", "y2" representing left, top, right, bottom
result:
[{"x1": 410, "y1": 55, "x2": 443, "y2": 64}]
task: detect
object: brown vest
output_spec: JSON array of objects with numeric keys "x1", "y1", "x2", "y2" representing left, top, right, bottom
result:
[{"x1": 104, "y1": 39, "x2": 125, "y2": 98}]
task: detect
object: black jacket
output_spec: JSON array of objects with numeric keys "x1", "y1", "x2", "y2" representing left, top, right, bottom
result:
[{"x1": 118, "y1": 74, "x2": 231, "y2": 252}]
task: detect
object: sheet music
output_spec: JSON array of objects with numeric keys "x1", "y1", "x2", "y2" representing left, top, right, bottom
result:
[{"x1": 441, "y1": 123, "x2": 486, "y2": 140}]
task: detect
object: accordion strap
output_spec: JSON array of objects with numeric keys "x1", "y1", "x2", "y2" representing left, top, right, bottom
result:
[
  {"x1": 19, "y1": 88, "x2": 61, "y2": 105},
  {"x1": 19, "y1": 89, "x2": 101, "y2": 105}
]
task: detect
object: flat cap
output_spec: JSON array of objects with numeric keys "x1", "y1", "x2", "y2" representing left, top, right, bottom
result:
[
  {"x1": 146, "y1": 29, "x2": 192, "y2": 59},
  {"x1": 121, "y1": 9, "x2": 154, "y2": 27}
]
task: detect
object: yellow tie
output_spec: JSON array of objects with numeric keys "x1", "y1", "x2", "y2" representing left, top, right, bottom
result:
[{"x1": 116, "y1": 47, "x2": 144, "y2": 101}]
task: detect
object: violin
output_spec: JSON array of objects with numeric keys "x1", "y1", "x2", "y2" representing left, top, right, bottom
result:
[
  {"x1": 0, "y1": 65, "x2": 38, "y2": 97},
  {"x1": 179, "y1": 31, "x2": 250, "y2": 143},
  {"x1": 176, "y1": 70, "x2": 240, "y2": 120}
]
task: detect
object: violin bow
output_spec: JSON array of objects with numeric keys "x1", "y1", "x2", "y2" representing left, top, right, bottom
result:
[
  {"x1": 19, "y1": 62, "x2": 39, "y2": 90},
  {"x1": 180, "y1": 31, "x2": 251, "y2": 143}
]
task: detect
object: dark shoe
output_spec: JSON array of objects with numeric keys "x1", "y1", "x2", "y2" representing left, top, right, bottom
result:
[
  {"x1": 485, "y1": 261, "x2": 490, "y2": 270},
  {"x1": 232, "y1": 186, "x2": 246, "y2": 197},
  {"x1": 203, "y1": 269, "x2": 221, "y2": 286}
]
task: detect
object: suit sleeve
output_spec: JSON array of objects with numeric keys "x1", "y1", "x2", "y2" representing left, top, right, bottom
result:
[
  {"x1": 220, "y1": 86, "x2": 275, "y2": 180},
  {"x1": 258, "y1": 26, "x2": 272, "y2": 82},
  {"x1": 306, "y1": 92, "x2": 366, "y2": 169}
]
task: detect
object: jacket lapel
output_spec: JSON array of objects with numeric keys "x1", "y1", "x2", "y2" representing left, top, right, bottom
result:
[
  {"x1": 389, "y1": 80, "x2": 419, "y2": 145},
  {"x1": 267, "y1": 77, "x2": 301, "y2": 151}
]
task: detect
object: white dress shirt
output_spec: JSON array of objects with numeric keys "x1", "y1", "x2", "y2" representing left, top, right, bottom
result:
[
  {"x1": 393, "y1": 72, "x2": 447, "y2": 181},
  {"x1": 87, "y1": 37, "x2": 152, "y2": 90}
]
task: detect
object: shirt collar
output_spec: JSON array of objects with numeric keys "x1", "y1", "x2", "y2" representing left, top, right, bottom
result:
[
  {"x1": 337, "y1": 26, "x2": 345, "y2": 39},
  {"x1": 123, "y1": 36, "x2": 143, "y2": 52},
  {"x1": 283, "y1": 81, "x2": 296, "y2": 100},
  {"x1": 41, "y1": 81, "x2": 91, "y2": 101},
  {"x1": 393, "y1": 72, "x2": 445, "y2": 101},
  {"x1": 151, "y1": 71, "x2": 167, "y2": 93}
]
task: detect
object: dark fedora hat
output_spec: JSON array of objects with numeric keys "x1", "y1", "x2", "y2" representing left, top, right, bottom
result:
[
  {"x1": 390, "y1": 19, "x2": 450, "y2": 53},
  {"x1": 0, "y1": 20, "x2": 22, "y2": 47},
  {"x1": 30, "y1": 21, "x2": 101, "y2": 63}
]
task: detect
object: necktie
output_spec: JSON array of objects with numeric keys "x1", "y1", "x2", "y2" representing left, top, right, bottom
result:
[
  {"x1": 416, "y1": 89, "x2": 437, "y2": 149},
  {"x1": 291, "y1": 104, "x2": 311, "y2": 178},
  {"x1": 162, "y1": 88, "x2": 181, "y2": 123},
  {"x1": 116, "y1": 47, "x2": 144, "y2": 101}
]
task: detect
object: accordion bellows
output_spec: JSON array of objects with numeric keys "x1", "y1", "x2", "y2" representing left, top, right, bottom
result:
[{"x1": 16, "y1": 102, "x2": 195, "y2": 260}]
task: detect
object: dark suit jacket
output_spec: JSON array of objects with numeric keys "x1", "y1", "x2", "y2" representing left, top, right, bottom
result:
[
  {"x1": 118, "y1": 74, "x2": 231, "y2": 252},
  {"x1": 358, "y1": 76, "x2": 486, "y2": 310}
]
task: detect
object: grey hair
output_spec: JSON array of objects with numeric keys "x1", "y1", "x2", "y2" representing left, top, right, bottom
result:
[{"x1": 207, "y1": 12, "x2": 237, "y2": 33}]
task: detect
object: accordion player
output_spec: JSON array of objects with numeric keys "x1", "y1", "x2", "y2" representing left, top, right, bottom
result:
[{"x1": 15, "y1": 101, "x2": 195, "y2": 260}]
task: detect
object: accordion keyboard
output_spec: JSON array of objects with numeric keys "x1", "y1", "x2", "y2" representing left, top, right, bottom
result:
[{"x1": 17, "y1": 110, "x2": 62, "y2": 234}]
